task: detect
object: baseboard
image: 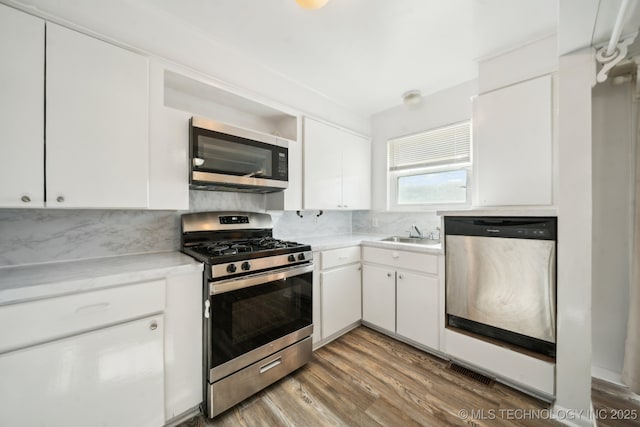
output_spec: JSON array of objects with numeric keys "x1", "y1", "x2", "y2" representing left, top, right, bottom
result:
[
  {"x1": 163, "y1": 405, "x2": 201, "y2": 427},
  {"x1": 591, "y1": 365, "x2": 624, "y2": 386}
]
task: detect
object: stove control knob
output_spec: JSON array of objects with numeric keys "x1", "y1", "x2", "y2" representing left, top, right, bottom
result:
[
  {"x1": 241, "y1": 262, "x2": 251, "y2": 271},
  {"x1": 297, "y1": 253, "x2": 306, "y2": 261},
  {"x1": 288, "y1": 255, "x2": 296, "y2": 262},
  {"x1": 226, "y1": 264, "x2": 237, "y2": 273}
]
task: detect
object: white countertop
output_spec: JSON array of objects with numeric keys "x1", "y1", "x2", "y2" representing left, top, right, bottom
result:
[
  {"x1": 297, "y1": 233, "x2": 443, "y2": 255},
  {"x1": 437, "y1": 207, "x2": 557, "y2": 217},
  {"x1": 0, "y1": 252, "x2": 203, "y2": 306}
]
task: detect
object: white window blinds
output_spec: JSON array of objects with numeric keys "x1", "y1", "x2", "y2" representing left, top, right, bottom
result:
[{"x1": 388, "y1": 121, "x2": 471, "y2": 171}]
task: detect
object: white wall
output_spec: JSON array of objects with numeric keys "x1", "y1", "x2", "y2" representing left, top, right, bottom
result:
[
  {"x1": 3, "y1": 0, "x2": 369, "y2": 135},
  {"x1": 554, "y1": 48, "x2": 595, "y2": 427},
  {"x1": 369, "y1": 80, "x2": 477, "y2": 210},
  {"x1": 591, "y1": 79, "x2": 634, "y2": 382}
]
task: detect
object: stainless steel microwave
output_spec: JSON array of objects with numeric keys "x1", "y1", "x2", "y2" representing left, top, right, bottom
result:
[{"x1": 189, "y1": 117, "x2": 288, "y2": 193}]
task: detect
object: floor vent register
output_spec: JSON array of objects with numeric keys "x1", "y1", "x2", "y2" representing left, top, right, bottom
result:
[{"x1": 447, "y1": 362, "x2": 495, "y2": 387}]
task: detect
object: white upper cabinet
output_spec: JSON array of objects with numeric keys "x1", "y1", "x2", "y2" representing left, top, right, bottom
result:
[
  {"x1": 303, "y1": 117, "x2": 371, "y2": 210},
  {"x1": 46, "y1": 23, "x2": 149, "y2": 208},
  {"x1": 473, "y1": 74, "x2": 553, "y2": 206},
  {"x1": 0, "y1": 4, "x2": 44, "y2": 207}
]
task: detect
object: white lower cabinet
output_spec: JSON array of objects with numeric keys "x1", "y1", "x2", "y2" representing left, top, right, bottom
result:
[
  {"x1": 318, "y1": 246, "x2": 362, "y2": 343},
  {"x1": 362, "y1": 246, "x2": 441, "y2": 351},
  {"x1": 396, "y1": 271, "x2": 439, "y2": 349},
  {"x1": 0, "y1": 315, "x2": 165, "y2": 427},
  {"x1": 164, "y1": 271, "x2": 203, "y2": 421},
  {"x1": 362, "y1": 264, "x2": 395, "y2": 331},
  {"x1": 322, "y1": 263, "x2": 362, "y2": 338},
  {"x1": 0, "y1": 265, "x2": 203, "y2": 426}
]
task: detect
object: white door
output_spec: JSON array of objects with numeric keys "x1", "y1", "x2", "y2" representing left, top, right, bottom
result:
[
  {"x1": 46, "y1": 23, "x2": 149, "y2": 208},
  {"x1": 396, "y1": 270, "x2": 439, "y2": 349},
  {"x1": 341, "y1": 132, "x2": 371, "y2": 210},
  {"x1": 0, "y1": 316, "x2": 165, "y2": 427},
  {"x1": 321, "y1": 263, "x2": 362, "y2": 339},
  {"x1": 303, "y1": 117, "x2": 343, "y2": 209},
  {"x1": 0, "y1": 5, "x2": 44, "y2": 207},
  {"x1": 362, "y1": 264, "x2": 396, "y2": 332},
  {"x1": 473, "y1": 75, "x2": 553, "y2": 206}
]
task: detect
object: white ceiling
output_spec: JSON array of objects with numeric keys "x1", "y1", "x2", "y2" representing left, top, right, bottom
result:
[{"x1": 147, "y1": 0, "x2": 558, "y2": 116}]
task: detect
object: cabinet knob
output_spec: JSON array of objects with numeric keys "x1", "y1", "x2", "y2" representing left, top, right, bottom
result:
[
  {"x1": 150, "y1": 321, "x2": 158, "y2": 331},
  {"x1": 21, "y1": 195, "x2": 31, "y2": 203},
  {"x1": 398, "y1": 274, "x2": 403, "y2": 279},
  {"x1": 387, "y1": 272, "x2": 392, "y2": 277},
  {"x1": 391, "y1": 252, "x2": 400, "y2": 259},
  {"x1": 56, "y1": 196, "x2": 65, "y2": 203}
]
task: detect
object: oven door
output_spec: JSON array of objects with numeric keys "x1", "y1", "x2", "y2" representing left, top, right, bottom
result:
[{"x1": 207, "y1": 264, "x2": 313, "y2": 383}]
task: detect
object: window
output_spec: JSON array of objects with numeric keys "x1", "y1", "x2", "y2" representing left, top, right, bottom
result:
[{"x1": 388, "y1": 121, "x2": 471, "y2": 208}]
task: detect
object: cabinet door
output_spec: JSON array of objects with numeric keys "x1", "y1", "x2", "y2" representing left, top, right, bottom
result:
[
  {"x1": 396, "y1": 270, "x2": 439, "y2": 349},
  {"x1": 321, "y1": 263, "x2": 362, "y2": 339},
  {"x1": 342, "y1": 132, "x2": 371, "y2": 210},
  {"x1": 0, "y1": 315, "x2": 164, "y2": 427},
  {"x1": 473, "y1": 75, "x2": 552, "y2": 206},
  {"x1": 46, "y1": 23, "x2": 149, "y2": 208},
  {"x1": 164, "y1": 272, "x2": 202, "y2": 421},
  {"x1": 303, "y1": 117, "x2": 343, "y2": 209},
  {"x1": 362, "y1": 264, "x2": 395, "y2": 332},
  {"x1": 0, "y1": 5, "x2": 44, "y2": 207}
]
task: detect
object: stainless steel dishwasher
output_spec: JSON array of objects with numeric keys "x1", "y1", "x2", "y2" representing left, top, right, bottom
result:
[{"x1": 444, "y1": 216, "x2": 557, "y2": 357}]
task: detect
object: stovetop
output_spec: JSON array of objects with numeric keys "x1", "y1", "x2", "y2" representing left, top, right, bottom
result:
[
  {"x1": 185, "y1": 237, "x2": 311, "y2": 265},
  {"x1": 180, "y1": 211, "x2": 313, "y2": 279}
]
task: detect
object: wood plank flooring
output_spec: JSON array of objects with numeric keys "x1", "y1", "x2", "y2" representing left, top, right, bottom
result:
[
  {"x1": 178, "y1": 327, "x2": 638, "y2": 427},
  {"x1": 592, "y1": 378, "x2": 640, "y2": 427}
]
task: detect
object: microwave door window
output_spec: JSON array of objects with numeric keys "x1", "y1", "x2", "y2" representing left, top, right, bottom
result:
[{"x1": 197, "y1": 136, "x2": 273, "y2": 177}]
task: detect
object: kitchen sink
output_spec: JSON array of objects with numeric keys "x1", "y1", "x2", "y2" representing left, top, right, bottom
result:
[{"x1": 381, "y1": 236, "x2": 441, "y2": 246}]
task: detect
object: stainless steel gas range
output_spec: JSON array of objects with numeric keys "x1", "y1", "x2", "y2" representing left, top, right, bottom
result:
[{"x1": 180, "y1": 211, "x2": 313, "y2": 418}]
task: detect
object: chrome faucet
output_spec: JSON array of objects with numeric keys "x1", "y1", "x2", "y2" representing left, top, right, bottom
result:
[{"x1": 409, "y1": 224, "x2": 423, "y2": 238}]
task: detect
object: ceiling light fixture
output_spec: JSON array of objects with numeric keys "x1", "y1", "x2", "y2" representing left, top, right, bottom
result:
[
  {"x1": 402, "y1": 90, "x2": 422, "y2": 106},
  {"x1": 296, "y1": 0, "x2": 329, "y2": 10}
]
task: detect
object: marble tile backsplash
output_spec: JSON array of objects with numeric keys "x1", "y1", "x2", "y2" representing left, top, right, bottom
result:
[
  {"x1": 0, "y1": 190, "x2": 266, "y2": 267},
  {"x1": 271, "y1": 210, "x2": 352, "y2": 240},
  {"x1": 0, "y1": 188, "x2": 442, "y2": 267},
  {"x1": 0, "y1": 191, "x2": 353, "y2": 266},
  {"x1": 0, "y1": 209, "x2": 179, "y2": 266},
  {"x1": 352, "y1": 211, "x2": 441, "y2": 238}
]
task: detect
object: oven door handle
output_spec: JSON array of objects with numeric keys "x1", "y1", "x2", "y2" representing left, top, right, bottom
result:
[{"x1": 210, "y1": 263, "x2": 314, "y2": 295}]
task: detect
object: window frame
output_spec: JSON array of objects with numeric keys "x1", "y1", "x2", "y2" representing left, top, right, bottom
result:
[{"x1": 387, "y1": 121, "x2": 472, "y2": 211}]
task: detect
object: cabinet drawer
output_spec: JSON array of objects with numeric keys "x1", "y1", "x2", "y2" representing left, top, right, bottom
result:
[
  {"x1": 0, "y1": 279, "x2": 165, "y2": 353},
  {"x1": 320, "y1": 246, "x2": 361, "y2": 270},
  {"x1": 363, "y1": 246, "x2": 438, "y2": 274}
]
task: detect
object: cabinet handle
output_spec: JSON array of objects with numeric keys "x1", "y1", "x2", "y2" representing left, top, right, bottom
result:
[
  {"x1": 259, "y1": 357, "x2": 282, "y2": 374},
  {"x1": 391, "y1": 252, "x2": 400, "y2": 259},
  {"x1": 75, "y1": 302, "x2": 110, "y2": 314},
  {"x1": 21, "y1": 195, "x2": 31, "y2": 203},
  {"x1": 150, "y1": 321, "x2": 158, "y2": 331},
  {"x1": 204, "y1": 299, "x2": 210, "y2": 319},
  {"x1": 343, "y1": 205, "x2": 348, "y2": 208},
  {"x1": 337, "y1": 204, "x2": 343, "y2": 208},
  {"x1": 56, "y1": 196, "x2": 65, "y2": 203}
]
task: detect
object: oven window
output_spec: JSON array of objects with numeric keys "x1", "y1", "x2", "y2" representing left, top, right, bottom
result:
[
  {"x1": 210, "y1": 273, "x2": 312, "y2": 368},
  {"x1": 196, "y1": 135, "x2": 273, "y2": 178}
]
